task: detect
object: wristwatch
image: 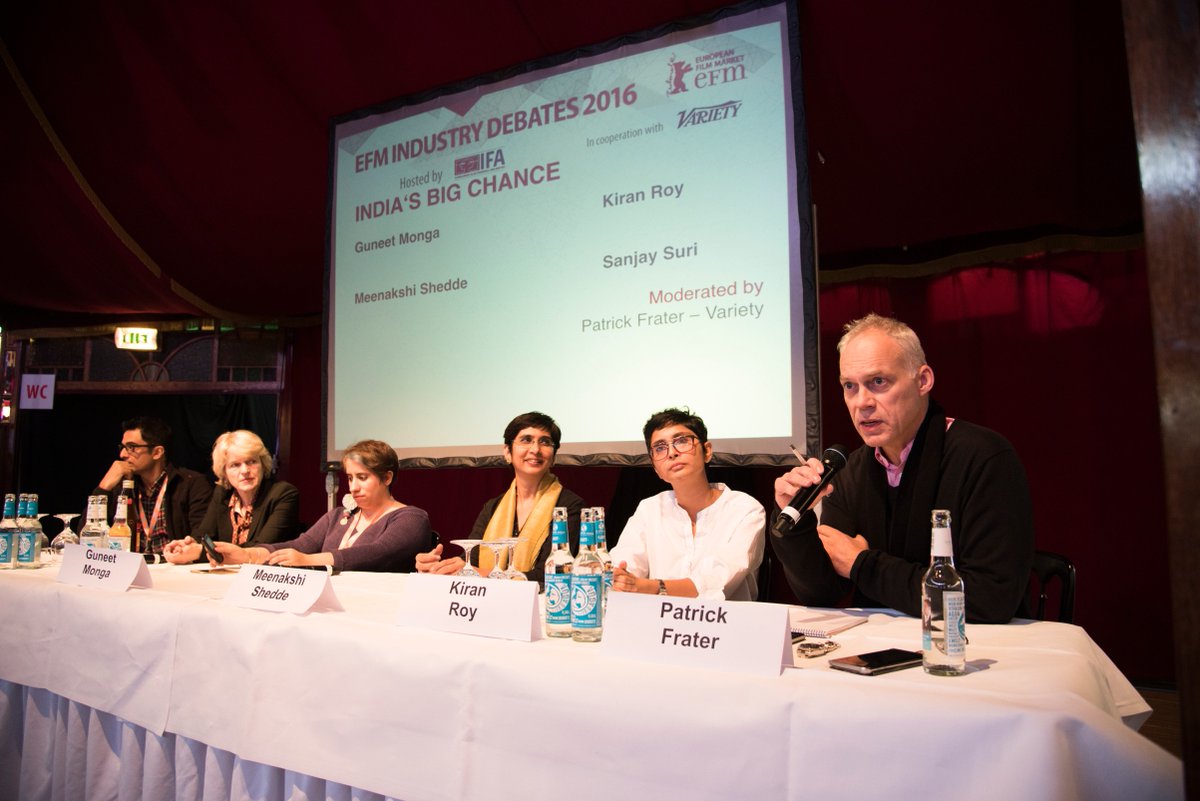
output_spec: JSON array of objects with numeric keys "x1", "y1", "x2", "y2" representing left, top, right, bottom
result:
[{"x1": 657, "y1": 579, "x2": 667, "y2": 595}]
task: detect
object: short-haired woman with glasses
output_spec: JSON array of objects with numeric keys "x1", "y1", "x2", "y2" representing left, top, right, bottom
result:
[{"x1": 609, "y1": 408, "x2": 765, "y2": 601}]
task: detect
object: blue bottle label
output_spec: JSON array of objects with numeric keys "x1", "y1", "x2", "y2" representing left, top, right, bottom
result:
[
  {"x1": 551, "y1": 519, "x2": 568, "y2": 545},
  {"x1": 571, "y1": 573, "x2": 603, "y2": 628},
  {"x1": 545, "y1": 574, "x2": 572, "y2": 624},
  {"x1": 944, "y1": 591, "x2": 966, "y2": 657},
  {"x1": 16, "y1": 532, "x2": 36, "y2": 563}
]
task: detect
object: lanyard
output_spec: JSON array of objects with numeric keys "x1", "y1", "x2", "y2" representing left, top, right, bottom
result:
[{"x1": 137, "y1": 475, "x2": 170, "y2": 540}]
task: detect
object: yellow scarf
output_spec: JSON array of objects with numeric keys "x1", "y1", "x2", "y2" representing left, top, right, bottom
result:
[{"x1": 478, "y1": 473, "x2": 563, "y2": 573}]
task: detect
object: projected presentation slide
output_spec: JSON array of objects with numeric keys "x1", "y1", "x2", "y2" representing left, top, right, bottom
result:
[{"x1": 327, "y1": 1, "x2": 813, "y2": 463}]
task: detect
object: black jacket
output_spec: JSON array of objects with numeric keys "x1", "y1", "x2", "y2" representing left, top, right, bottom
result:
[
  {"x1": 772, "y1": 401, "x2": 1034, "y2": 623},
  {"x1": 197, "y1": 478, "x2": 301, "y2": 546},
  {"x1": 94, "y1": 463, "x2": 213, "y2": 544}
]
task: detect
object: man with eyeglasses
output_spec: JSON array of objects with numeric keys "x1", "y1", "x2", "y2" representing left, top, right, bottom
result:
[
  {"x1": 770, "y1": 314, "x2": 1033, "y2": 623},
  {"x1": 94, "y1": 416, "x2": 212, "y2": 554},
  {"x1": 609, "y1": 408, "x2": 765, "y2": 601}
]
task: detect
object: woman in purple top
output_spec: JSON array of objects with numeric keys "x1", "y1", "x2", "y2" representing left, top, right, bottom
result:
[{"x1": 212, "y1": 439, "x2": 430, "y2": 573}]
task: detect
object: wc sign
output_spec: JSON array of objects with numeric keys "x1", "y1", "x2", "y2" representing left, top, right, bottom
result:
[{"x1": 20, "y1": 374, "x2": 55, "y2": 410}]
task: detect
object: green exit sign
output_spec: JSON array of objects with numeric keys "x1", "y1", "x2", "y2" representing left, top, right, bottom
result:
[{"x1": 114, "y1": 327, "x2": 159, "y2": 351}]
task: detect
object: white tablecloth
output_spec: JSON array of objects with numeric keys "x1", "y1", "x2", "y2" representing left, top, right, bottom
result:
[{"x1": 0, "y1": 565, "x2": 1183, "y2": 801}]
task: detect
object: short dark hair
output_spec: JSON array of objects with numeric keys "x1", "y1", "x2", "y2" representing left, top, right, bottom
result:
[
  {"x1": 503, "y1": 411, "x2": 562, "y2": 451},
  {"x1": 342, "y1": 439, "x2": 400, "y2": 483},
  {"x1": 642, "y1": 407, "x2": 708, "y2": 449},
  {"x1": 123, "y1": 416, "x2": 172, "y2": 453}
]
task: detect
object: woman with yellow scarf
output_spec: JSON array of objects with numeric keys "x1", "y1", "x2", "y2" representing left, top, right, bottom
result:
[{"x1": 414, "y1": 412, "x2": 582, "y2": 585}]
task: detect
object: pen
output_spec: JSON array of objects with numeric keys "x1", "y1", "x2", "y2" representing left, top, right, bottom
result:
[
  {"x1": 272, "y1": 564, "x2": 339, "y2": 574},
  {"x1": 789, "y1": 444, "x2": 808, "y2": 464}
]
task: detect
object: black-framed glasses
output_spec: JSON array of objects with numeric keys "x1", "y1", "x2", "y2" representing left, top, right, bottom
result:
[
  {"x1": 120, "y1": 442, "x2": 152, "y2": 453},
  {"x1": 650, "y1": 434, "x2": 698, "y2": 460}
]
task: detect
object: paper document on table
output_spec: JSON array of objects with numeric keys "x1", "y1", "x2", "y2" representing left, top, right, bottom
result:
[
  {"x1": 190, "y1": 564, "x2": 241, "y2": 574},
  {"x1": 788, "y1": 607, "x2": 868, "y2": 637}
]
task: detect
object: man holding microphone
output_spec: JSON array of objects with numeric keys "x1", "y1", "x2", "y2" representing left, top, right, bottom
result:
[{"x1": 772, "y1": 314, "x2": 1033, "y2": 623}]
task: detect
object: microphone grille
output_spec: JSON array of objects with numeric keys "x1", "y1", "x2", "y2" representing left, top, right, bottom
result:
[{"x1": 822, "y1": 444, "x2": 850, "y2": 471}]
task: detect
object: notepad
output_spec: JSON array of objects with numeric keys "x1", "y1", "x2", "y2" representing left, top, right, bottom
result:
[
  {"x1": 788, "y1": 607, "x2": 867, "y2": 637},
  {"x1": 190, "y1": 564, "x2": 241, "y2": 574}
]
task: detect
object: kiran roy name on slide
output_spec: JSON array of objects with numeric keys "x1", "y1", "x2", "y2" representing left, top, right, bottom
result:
[{"x1": 582, "y1": 279, "x2": 765, "y2": 333}]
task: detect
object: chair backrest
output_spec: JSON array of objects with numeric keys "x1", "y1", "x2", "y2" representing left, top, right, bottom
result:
[
  {"x1": 756, "y1": 546, "x2": 773, "y2": 602},
  {"x1": 1030, "y1": 550, "x2": 1076, "y2": 623}
]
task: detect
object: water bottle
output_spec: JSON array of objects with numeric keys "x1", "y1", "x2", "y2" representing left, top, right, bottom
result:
[
  {"x1": 108, "y1": 482, "x2": 133, "y2": 552},
  {"x1": 0, "y1": 493, "x2": 16, "y2": 569},
  {"x1": 570, "y1": 508, "x2": 604, "y2": 642},
  {"x1": 543, "y1": 507, "x2": 573, "y2": 638},
  {"x1": 79, "y1": 496, "x2": 110, "y2": 550},
  {"x1": 922, "y1": 509, "x2": 966, "y2": 675},
  {"x1": 592, "y1": 506, "x2": 613, "y2": 608},
  {"x1": 15, "y1": 493, "x2": 44, "y2": 568}
]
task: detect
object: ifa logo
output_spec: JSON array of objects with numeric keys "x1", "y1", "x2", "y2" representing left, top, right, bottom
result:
[{"x1": 454, "y1": 148, "x2": 506, "y2": 177}]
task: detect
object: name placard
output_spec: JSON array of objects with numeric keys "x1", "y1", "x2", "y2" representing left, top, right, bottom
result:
[
  {"x1": 224, "y1": 565, "x2": 344, "y2": 614},
  {"x1": 57, "y1": 543, "x2": 152, "y2": 591},
  {"x1": 601, "y1": 592, "x2": 792, "y2": 677},
  {"x1": 396, "y1": 572, "x2": 540, "y2": 641}
]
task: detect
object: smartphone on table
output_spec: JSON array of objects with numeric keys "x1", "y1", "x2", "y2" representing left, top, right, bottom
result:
[{"x1": 829, "y1": 648, "x2": 922, "y2": 676}]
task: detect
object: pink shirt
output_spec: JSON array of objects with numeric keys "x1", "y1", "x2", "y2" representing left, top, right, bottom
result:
[{"x1": 874, "y1": 418, "x2": 955, "y2": 488}]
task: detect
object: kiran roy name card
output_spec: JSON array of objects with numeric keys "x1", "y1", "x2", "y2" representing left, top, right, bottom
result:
[{"x1": 396, "y1": 572, "x2": 540, "y2": 641}]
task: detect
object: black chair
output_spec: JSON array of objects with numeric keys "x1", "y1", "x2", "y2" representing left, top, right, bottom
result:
[
  {"x1": 756, "y1": 546, "x2": 773, "y2": 602},
  {"x1": 1030, "y1": 550, "x2": 1076, "y2": 623}
]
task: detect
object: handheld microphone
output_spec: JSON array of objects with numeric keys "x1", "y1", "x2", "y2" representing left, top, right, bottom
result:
[
  {"x1": 773, "y1": 445, "x2": 850, "y2": 535},
  {"x1": 325, "y1": 470, "x2": 338, "y2": 512}
]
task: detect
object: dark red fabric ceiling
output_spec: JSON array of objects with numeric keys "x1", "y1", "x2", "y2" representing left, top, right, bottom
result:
[{"x1": 0, "y1": 1, "x2": 1141, "y2": 327}]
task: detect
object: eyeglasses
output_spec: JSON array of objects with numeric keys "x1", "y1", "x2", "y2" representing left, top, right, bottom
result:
[
  {"x1": 650, "y1": 434, "x2": 698, "y2": 460},
  {"x1": 120, "y1": 442, "x2": 152, "y2": 453},
  {"x1": 514, "y1": 434, "x2": 555, "y2": 449}
]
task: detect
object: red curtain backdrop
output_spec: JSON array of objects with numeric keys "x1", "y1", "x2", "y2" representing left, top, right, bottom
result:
[{"x1": 817, "y1": 249, "x2": 1169, "y2": 681}]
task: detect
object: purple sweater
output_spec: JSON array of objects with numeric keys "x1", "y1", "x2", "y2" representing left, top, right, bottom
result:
[{"x1": 264, "y1": 504, "x2": 430, "y2": 573}]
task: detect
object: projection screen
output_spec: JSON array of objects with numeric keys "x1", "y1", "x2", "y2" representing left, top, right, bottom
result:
[{"x1": 325, "y1": 0, "x2": 816, "y2": 467}]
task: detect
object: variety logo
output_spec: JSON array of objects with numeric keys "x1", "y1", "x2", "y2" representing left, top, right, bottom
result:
[
  {"x1": 677, "y1": 100, "x2": 743, "y2": 128},
  {"x1": 454, "y1": 148, "x2": 506, "y2": 177}
]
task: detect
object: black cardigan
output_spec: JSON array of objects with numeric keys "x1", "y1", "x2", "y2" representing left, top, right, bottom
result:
[{"x1": 772, "y1": 401, "x2": 1034, "y2": 623}]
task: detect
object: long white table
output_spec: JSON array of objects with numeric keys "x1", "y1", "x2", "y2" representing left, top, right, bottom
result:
[{"x1": 0, "y1": 564, "x2": 1183, "y2": 801}]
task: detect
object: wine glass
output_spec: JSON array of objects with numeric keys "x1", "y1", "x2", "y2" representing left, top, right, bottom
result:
[
  {"x1": 36, "y1": 514, "x2": 52, "y2": 552},
  {"x1": 48, "y1": 513, "x2": 80, "y2": 562},
  {"x1": 449, "y1": 539, "x2": 484, "y2": 578},
  {"x1": 480, "y1": 541, "x2": 508, "y2": 580},
  {"x1": 496, "y1": 538, "x2": 528, "y2": 581}
]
